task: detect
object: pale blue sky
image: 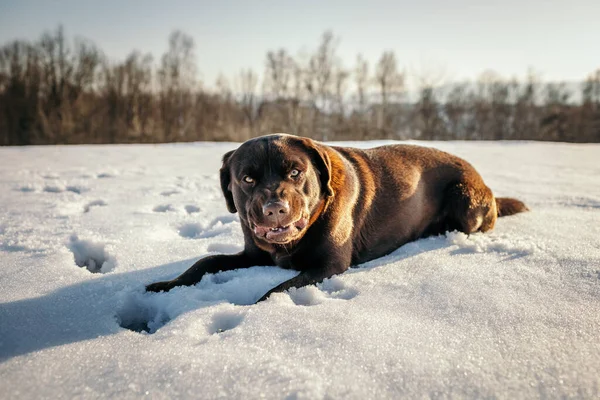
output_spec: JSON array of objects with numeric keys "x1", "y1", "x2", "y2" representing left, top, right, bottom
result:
[{"x1": 1, "y1": 0, "x2": 598, "y2": 86}]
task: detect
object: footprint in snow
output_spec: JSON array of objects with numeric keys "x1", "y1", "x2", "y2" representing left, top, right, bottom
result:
[
  {"x1": 320, "y1": 277, "x2": 359, "y2": 300},
  {"x1": 43, "y1": 184, "x2": 89, "y2": 194},
  {"x1": 153, "y1": 204, "x2": 176, "y2": 213},
  {"x1": 65, "y1": 185, "x2": 89, "y2": 194},
  {"x1": 177, "y1": 218, "x2": 237, "y2": 239},
  {"x1": 207, "y1": 310, "x2": 246, "y2": 334},
  {"x1": 177, "y1": 223, "x2": 203, "y2": 238},
  {"x1": 83, "y1": 200, "x2": 107, "y2": 213},
  {"x1": 116, "y1": 294, "x2": 246, "y2": 335},
  {"x1": 17, "y1": 185, "x2": 36, "y2": 192},
  {"x1": 184, "y1": 205, "x2": 201, "y2": 214},
  {"x1": 286, "y1": 277, "x2": 359, "y2": 306},
  {"x1": 116, "y1": 292, "x2": 171, "y2": 334},
  {"x1": 67, "y1": 234, "x2": 115, "y2": 273},
  {"x1": 43, "y1": 185, "x2": 63, "y2": 193},
  {"x1": 211, "y1": 215, "x2": 238, "y2": 225}
]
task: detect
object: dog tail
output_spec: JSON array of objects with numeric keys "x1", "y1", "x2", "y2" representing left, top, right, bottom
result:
[{"x1": 496, "y1": 197, "x2": 529, "y2": 217}]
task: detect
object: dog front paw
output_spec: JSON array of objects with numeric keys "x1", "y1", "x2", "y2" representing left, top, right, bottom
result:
[
  {"x1": 256, "y1": 288, "x2": 277, "y2": 303},
  {"x1": 145, "y1": 280, "x2": 175, "y2": 293}
]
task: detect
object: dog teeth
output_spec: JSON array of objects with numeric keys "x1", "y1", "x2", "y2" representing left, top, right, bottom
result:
[{"x1": 269, "y1": 225, "x2": 289, "y2": 232}]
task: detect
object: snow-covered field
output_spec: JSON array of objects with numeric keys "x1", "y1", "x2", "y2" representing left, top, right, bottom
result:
[{"x1": 1, "y1": 140, "x2": 599, "y2": 399}]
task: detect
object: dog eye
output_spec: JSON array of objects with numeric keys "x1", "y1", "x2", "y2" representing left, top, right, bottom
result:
[
  {"x1": 243, "y1": 176, "x2": 254, "y2": 184},
  {"x1": 289, "y1": 169, "x2": 300, "y2": 178}
]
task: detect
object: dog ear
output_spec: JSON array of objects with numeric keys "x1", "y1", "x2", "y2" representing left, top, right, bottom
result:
[
  {"x1": 220, "y1": 150, "x2": 237, "y2": 213},
  {"x1": 301, "y1": 138, "x2": 334, "y2": 198}
]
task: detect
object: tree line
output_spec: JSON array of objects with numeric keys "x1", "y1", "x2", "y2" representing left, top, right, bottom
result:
[{"x1": 1, "y1": 27, "x2": 599, "y2": 145}]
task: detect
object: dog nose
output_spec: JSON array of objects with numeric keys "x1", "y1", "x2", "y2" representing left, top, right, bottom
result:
[{"x1": 262, "y1": 200, "x2": 290, "y2": 217}]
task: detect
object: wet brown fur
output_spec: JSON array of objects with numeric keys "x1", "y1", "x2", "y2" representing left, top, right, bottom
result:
[{"x1": 146, "y1": 134, "x2": 528, "y2": 300}]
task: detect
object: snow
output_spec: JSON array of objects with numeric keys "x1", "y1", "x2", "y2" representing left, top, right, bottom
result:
[
  {"x1": 1, "y1": 140, "x2": 599, "y2": 399},
  {"x1": 67, "y1": 234, "x2": 117, "y2": 273}
]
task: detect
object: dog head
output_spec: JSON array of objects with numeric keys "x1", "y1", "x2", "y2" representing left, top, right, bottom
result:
[{"x1": 220, "y1": 134, "x2": 334, "y2": 245}]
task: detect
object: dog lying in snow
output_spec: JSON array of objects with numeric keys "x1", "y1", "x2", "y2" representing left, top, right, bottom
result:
[{"x1": 146, "y1": 134, "x2": 528, "y2": 301}]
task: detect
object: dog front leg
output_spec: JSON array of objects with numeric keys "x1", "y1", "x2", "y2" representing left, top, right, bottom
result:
[{"x1": 146, "y1": 252, "x2": 266, "y2": 293}]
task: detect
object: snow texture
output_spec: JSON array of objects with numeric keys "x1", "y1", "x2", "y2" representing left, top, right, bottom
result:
[{"x1": 1, "y1": 141, "x2": 599, "y2": 399}]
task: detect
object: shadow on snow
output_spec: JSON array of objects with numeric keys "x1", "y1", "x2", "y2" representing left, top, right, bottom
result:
[{"x1": 0, "y1": 235, "x2": 454, "y2": 362}]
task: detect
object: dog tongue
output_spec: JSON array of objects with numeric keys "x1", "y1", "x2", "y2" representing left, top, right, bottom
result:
[{"x1": 253, "y1": 226, "x2": 270, "y2": 236}]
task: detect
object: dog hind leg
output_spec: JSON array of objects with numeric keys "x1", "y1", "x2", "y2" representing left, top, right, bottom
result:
[{"x1": 443, "y1": 180, "x2": 497, "y2": 234}]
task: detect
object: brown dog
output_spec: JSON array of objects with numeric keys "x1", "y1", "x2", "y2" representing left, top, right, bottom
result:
[{"x1": 146, "y1": 134, "x2": 528, "y2": 301}]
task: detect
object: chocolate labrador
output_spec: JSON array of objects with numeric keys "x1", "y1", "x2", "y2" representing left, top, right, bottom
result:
[{"x1": 146, "y1": 134, "x2": 528, "y2": 301}]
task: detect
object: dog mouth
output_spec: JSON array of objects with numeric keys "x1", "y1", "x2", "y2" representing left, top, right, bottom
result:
[{"x1": 253, "y1": 218, "x2": 308, "y2": 243}]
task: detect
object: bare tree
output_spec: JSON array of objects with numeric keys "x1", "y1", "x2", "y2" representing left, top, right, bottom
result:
[
  {"x1": 332, "y1": 66, "x2": 349, "y2": 137},
  {"x1": 101, "y1": 51, "x2": 155, "y2": 143},
  {"x1": 512, "y1": 69, "x2": 541, "y2": 140},
  {"x1": 583, "y1": 69, "x2": 600, "y2": 106},
  {"x1": 125, "y1": 52, "x2": 155, "y2": 139},
  {"x1": 264, "y1": 49, "x2": 293, "y2": 100},
  {"x1": 158, "y1": 30, "x2": 197, "y2": 141},
  {"x1": 262, "y1": 48, "x2": 300, "y2": 133},
  {"x1": 414, "y1": 85, "x2": 445, "y2": 140},
  {"x1": 579, "y1": 69, "x2": 600, "y2": 142},
  {"x1": 0, "y1": 40, "x2": 41, "y2": 144},
  {"x1": 375, "y1": 51, "x2": 404, "y2": 137},
  {"x1": 355, "y1": 55, "x2": 369, "y2": 112},
  {"x1": 350, "y1": 55, "x2": 371, "y2": 138},
  {"x1": 38, "y1": 25, "x2": 74, "y2": 142},
  {"x1": 238, "y1": 68, "x2": 259, "y2": 139},
  {"x1": 1, "y1": 26, "x2": 600, "y2": 145},
  {"x1": 539, "y1": 82, "x2": 572, "y2": 141},
  {"x1": 305, "y1": 31, "x2": 338, "y2": 140},
  {"x1": 444, "y1": 82, "x2": 472, "y2": 140}
]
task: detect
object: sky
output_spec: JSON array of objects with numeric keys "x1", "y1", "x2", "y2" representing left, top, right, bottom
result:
[{"x1": 0, "y1": 0, "x2": 599, "y2": 88}]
